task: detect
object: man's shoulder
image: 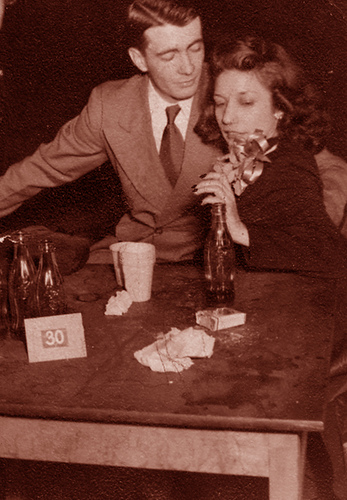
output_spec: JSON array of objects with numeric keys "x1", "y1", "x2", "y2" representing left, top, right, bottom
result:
[
  {"x1": 91, "y1": 74, "x2": 147, "y2": 102},
  {"x1": 315, "y1": 148, "x2": 347, "y2": 175}
]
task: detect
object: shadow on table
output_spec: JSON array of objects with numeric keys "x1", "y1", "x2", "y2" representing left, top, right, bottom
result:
[
  {"x1": 0, "y1": 433, "x2": 337, "y2": 500},
  {"x1": 1, "y1": 459, "x2": 269, "y2": 500}
]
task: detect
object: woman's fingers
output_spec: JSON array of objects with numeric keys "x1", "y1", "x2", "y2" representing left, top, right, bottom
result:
[
  {"x1": 201, "y1": 194, "x2": 225, "y2": 205},
  {"x1": 194, "y1": 181, "x2": 226, "y2": 201},
  {"x1": 195, "y1": 173, "x2": 229, "y2": 195},
  {"x1": 213, "y1": 157, "x2": 236, "y2": 182},
  {"x1": 200, "y1": 171, "x2": 225, "y2": 181},
  {"x1": 194, "y1": 174, "x2": 236, "y2": 207},
  {"x1": 195, "y1": 172, "x2": 227, "y2": 192}
]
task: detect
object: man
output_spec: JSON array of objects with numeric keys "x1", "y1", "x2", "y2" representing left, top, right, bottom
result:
[{"x1": 0, "y1": 0, "x2": 220, "y2": 262}]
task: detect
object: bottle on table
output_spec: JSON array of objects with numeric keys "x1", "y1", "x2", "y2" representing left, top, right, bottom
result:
[
  {"x1": 204, "y1": 203, "x2": 235, "y2": 307},
  {"x1": 36, "y1": 239, "x2": 67, "y2": 317},
  {"x1": 8, "y1": 231, "x2": 37, "y2": 343},
  {"x1": 0, "y1": 263, "x2": 10, "y2": 338}
]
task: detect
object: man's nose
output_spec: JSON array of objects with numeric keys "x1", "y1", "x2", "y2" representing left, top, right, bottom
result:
[{"x1": 178, "y1": 53, "x2": 194, "y2": 75}]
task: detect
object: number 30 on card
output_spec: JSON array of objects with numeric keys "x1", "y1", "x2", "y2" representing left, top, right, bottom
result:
[{"x1": 42, "y1": 328, "x2": 68, "y2": 348}]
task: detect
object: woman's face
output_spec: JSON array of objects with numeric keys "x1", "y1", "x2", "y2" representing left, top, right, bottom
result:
[{"x1": 213, "y1": 69, "x2": 279, "y2": 147}]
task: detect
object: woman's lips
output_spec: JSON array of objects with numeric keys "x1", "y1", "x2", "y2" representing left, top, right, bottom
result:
[{"x1": 223, "y1": 131, "x2": 247, "y2": 143}]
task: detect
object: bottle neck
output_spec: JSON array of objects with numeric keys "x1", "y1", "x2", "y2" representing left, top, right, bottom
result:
[
  {"x1": 12, "y1": 237, "x2": 36, "y2": 276},
  {"x1": 211, "y1": 203, "x2": 227, "y2": 229},
  {"x1": 38, "y1": 241, "x2": 62, "y2": 281}
]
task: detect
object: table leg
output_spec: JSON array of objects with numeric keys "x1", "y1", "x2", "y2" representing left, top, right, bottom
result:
[{"x1": 268, "y1": 432, "x2": 307, "y2": 500}]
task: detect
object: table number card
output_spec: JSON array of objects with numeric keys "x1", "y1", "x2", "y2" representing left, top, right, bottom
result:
[{"x1": 24, "y1": 313, "x2": 87, "y2": 363}]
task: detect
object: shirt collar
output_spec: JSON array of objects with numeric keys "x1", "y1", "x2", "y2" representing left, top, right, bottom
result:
[{"x1": 148, "y1": 80, "x2": 193, "y2": 121}]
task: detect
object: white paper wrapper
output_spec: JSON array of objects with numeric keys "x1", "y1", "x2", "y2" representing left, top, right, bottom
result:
[
  {"x1": 134, "y1": 327, "x2": 215, "y2": 373},
  {"x1": 105, "y1": 290, "x2": 133, "y2": 316}
]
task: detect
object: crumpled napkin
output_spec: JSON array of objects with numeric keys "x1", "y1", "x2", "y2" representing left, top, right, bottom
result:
[
  {"x1": 134, "y1": 326, "x2": 215, "y2": 372},
  {"x1": 105, "y1": 290, "x2": 132, "y2": 316}
]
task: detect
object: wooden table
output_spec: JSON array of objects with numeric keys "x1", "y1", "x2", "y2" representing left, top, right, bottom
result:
[{"x1": 0, "y1": 263, "x2": 339, "y2": 500}]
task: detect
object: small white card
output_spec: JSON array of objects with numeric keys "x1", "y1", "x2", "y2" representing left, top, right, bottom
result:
[{"x1": 24, "y1": 313, "x2": 87, "y2": 363}]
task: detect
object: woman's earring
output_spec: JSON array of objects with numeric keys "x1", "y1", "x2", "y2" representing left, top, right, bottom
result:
[{"x1": 274, "y1": 111, "x2": 284, "y2": 120}]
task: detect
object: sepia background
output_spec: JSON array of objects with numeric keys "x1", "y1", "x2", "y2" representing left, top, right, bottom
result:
[{"x1": 0, "y1": 1, "x2": 345, "y2": 498}]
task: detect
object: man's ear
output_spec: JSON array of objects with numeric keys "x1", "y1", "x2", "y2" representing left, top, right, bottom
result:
[{"x1": 128, "y1": 47, "x2": 148, "y2": 73}]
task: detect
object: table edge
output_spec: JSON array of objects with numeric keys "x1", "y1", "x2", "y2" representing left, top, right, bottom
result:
[{"x1": 0, "y1": 404, "x2": 324, "y2": 433}]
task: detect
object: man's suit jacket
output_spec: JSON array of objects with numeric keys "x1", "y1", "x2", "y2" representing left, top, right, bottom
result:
[
  {"x1": 0, "y1": 71, "x2": 220, "y2": 261},
  {"x1": 315, "y1": 148, "x2": 347, "y2": 239}
]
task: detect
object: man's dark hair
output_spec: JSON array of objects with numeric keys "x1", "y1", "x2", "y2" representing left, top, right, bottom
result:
[{"x1": 126, "y1": 0, "x2": 199, "y2": 50}]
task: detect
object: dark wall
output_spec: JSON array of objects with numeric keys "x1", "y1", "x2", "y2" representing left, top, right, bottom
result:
[
  {"x1": 1, "y1": 0, "x2": 133, "y2": 165},
  {"x1": 0, "y1": 0, "x2": 345, "y2": 239}
]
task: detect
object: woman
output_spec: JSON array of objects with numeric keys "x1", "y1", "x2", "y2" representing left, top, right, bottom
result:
[{"x1": 194, "y1": 34, "x2": 347, "y2": 277}]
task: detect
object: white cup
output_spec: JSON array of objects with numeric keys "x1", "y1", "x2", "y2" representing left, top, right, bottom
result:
[{"x1": 110, "y1": 242, "x2": 156, "y2": 302}]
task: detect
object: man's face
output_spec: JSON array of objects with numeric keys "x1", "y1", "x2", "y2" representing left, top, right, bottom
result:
[{"x1": 130, "y1": 17, "x2": 204, "y2": 103}]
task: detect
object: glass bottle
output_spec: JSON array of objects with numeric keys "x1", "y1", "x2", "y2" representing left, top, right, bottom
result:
[
  {"x1": 36, "y1": 239, "x2": 67, "y2": 317},
  {"x1": 204, "y1": 203, "x2": 235, "y2": 307},
  {"x1": 0, "y1": 263, "x2": 10, "y2": 339},
  {"x1": 8, "y1": 231, "x2": 37, "y2": 342}
]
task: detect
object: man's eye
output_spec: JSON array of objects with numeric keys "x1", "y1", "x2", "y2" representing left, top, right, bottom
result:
[
  {"x1": 242, "y1": 101, "x2": 254, "y2": 106},
  {"x1": 189, "y1": 42, "x2": 203, "y2": 53},
  {"x1": 160, "y1": 52, "x2": 175, "y2": 61}
]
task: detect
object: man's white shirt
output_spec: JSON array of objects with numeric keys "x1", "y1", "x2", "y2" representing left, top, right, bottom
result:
[{"x1": 148, "y1": 79, "x2": 193, "y2": 152}]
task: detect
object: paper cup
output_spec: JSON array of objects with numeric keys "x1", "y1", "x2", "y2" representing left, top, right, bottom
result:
[{"x1": 119, "y1": 243, "x2": 156, "y2": 302}]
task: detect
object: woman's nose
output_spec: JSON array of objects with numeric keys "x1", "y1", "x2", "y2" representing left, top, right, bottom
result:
[{"x1": 222, "y1": 101, "x2": 236, "y2": 124}]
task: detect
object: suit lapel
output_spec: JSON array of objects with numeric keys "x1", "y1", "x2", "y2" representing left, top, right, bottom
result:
[
  {"x1": 158, "y1": 67, "x2": 220, "y2": 225},
  {"x1": 105, "y1": 75, "x2": 172, "y2": 212}
]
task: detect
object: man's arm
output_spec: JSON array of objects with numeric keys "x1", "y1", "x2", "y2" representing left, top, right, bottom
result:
[
  {"x1": 0, "y1": 84, "x2": 109, "y2": 218},
  {"x1": 315, "y1": 148, "x2": 347, "y2": 238}
]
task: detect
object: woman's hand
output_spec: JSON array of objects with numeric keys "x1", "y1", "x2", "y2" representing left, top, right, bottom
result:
[
  {"x1": 213, "y1": 153, "x2": 238, "y2": 183},
  {"x1": 194, "y1": 172, "x2": 250, "y2": 247}
]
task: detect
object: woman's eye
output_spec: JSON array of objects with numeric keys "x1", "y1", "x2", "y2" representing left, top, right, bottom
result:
[
  {"x1": 214, "y1": 100, "x2": 225, "y2": 108},
  {"x1": 241, "y1": 100, "x2": 254, "y2": 106}
]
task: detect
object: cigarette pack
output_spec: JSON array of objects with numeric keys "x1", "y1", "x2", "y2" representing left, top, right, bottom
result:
[{"x1": 195, "y1": 307, "x2": 246, "y2": 331}]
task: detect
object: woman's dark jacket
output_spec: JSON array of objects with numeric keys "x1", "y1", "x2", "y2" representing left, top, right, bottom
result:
[{"x1": 236, "y1": 141, "x2": 347, "y2": 278}]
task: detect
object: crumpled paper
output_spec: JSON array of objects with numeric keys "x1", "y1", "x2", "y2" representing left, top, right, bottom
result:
[
  {"x1": 105, "y1": 290, "x2": 132, "y2": 316},
  {"x1": 134, "y1": 326, "x2": 215, "y2": 372}
]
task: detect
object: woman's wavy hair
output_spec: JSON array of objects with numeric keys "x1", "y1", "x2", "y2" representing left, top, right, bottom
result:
[{"x1": 195, "y1": 34, "x2": 330, "y2": 154}]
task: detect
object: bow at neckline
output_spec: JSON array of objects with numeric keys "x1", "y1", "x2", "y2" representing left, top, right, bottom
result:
[{"x1": 214, "y1": 130, "x2": 278, "y2": 196}]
